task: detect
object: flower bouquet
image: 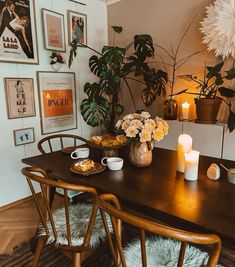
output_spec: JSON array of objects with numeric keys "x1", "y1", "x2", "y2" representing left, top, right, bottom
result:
[{"x1": 116, "y1": 111, "x2": 169, "y2": 167}]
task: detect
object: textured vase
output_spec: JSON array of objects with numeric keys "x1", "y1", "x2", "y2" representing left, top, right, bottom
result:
[
  {"x1": 129, "y1": 141, "x2": 153, "y2": 167},
  {"x1": 163, "y1": 98, "x2": 178, "y2": 120}
]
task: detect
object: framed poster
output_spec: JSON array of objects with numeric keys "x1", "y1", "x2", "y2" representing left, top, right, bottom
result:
[
  {"x1": 5, "y1": 77, "x2": 35, "y2": 119},
  {"x1": 0, "y1": 0, "x2": 39, "y2": 64},
  {"x1": 67, "y1": 10, "x2": 87, "y2": 46},
  {"x1": 42, "y1": 9, "x2": 66, "y2": 52},
  {"x1": 14, "y1": 127, "x2": 35, "y2": 146},
  {"x1": 37, "y1": 71, "x2": 77, "y2": 135}
]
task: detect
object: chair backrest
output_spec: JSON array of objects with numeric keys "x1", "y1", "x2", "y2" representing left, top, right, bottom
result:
[
  {"x1": 98, "y1": 194, "x2": 221, "y2": 267},
  {"x1": 21, "y1": 167, "x2": 99, "y2": 251},
  {"x1": 37, "y1": 134, "x2": 88, "y2": 154}
]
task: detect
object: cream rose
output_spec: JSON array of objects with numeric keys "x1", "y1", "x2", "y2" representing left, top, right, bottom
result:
[
  {"x1": 130, "y1": 119, "x2": 143, "y2": 129},
  {"x1": 126, "y1": 126, "x2": 139, "y2": 138},
  {"x1": 139, "y1": 129, "x2": 152, "y2": 143},
  {"x1": 153, "y1": 128, "x2": 165, "y2": 142},
  {"x1": 121, "y1": 119, "x2": 131, "y2": 131},
  {"x1": 140, "y1": 111, "x2": 151, "y2": 119},
  {"x1": 116, "y1": 119, "x2": 122, "y2": 128}
]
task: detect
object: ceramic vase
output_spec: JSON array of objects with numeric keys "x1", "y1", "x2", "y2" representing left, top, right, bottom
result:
[{"x1": 129, "y1": 141, "x2": 153, "y2": 167}]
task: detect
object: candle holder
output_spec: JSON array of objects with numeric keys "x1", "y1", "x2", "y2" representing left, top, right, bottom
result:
[{"x1": 179, "y1": 101, "x2": 191, "y2": 121}]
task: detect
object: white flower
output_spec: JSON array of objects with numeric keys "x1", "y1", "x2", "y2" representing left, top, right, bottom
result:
[
  {"x1": 156, "y1": 120, "x2": 164, "y2": 130},
  {"x1": 130, "y1": 119, "x2": 143, "y2": 129},
  {"x1": 139, "y1": 129, "x2": 152, "y2": 143},
  {"x1": 140, "y1": 111, "x2": 151, "y2": 119},
  {"x1": 200, "y1": 0, "x2": 235, "y2": 59},
  {"x1": 126, "y1": 126, "x2": 138, "y2": 138},
  {"x1": 115, "y1": 119, "x2": 122, "y2": 129},
  {"x1": 153, "y1": 128, "x2": 165, "y2": 142},
  {"x1": 145, "y1": 119, "x2": 156, "y2": 130},
  {"x1": 121, "y1": 119, "x2": 131, "y2": 131}
]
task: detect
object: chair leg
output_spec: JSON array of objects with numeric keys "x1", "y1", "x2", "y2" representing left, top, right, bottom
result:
[
  {"x1": 73, "y1": 253, "x2": 81, "y2": 267},
  {"x1": 32, "y1": 236, "x2": 47, "y2": 267}
]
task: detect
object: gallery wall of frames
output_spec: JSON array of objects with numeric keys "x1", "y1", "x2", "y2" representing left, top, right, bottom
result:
[{"x1": 0, "y1": 0, "x2": 108, "y2": 206}]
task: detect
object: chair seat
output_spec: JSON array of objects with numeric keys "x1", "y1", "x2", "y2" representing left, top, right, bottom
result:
[
  {"x1": 124, "y1": 236, "x2": 224, "y2": 267},
  {"x1": 39, "y1": 202, "x2": 112, "y2": 248}
]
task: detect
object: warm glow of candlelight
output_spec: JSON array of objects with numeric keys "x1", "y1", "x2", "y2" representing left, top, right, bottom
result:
[
  {"x1": 177, "y1": 134, "x2": 192, "y2": 173},
  {"x1": 182, "y1": 101, "x2": 190, "y2": 120}
]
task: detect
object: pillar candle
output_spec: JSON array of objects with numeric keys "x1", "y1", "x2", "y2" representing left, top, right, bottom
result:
[
  {"x1": 184, "y1": 150, "x2": 200, "y2": 181},
  {"x1": 182, "y1": 101, "x2": 190, "y2": 120},
  {"x1": 177, "y1": 134, "x2": 192, "y2": 172}
]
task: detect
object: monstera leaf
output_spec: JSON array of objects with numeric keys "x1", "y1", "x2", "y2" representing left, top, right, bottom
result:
[
  {"x1": 102, "y1": 46, "x2": 125, "y2": 68},
  {"x1": 142, "y1": 69, "x2": 167, "y2": 106},
  {"x1": 122, "y1": 54, "x2": 150, "y2": 76},
  {"x1": 80, "y1": 96, "x2": 109, "y2": 127},
  {"x1": 100, "y1": 70, "x2": 121, "y2": 95},
  {"x1": 84, "y1": 82, "x2": 103, "y2": 97},
  {"x1": 134, "y1": 34, "x2": 154, "y2": 59},
  {"x1": 89, "y1": 55, "x2": 107, "y2": 77}
]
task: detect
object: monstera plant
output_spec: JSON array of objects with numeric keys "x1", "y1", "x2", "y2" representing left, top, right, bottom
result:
[{"x1": 69, "y1": 26, "x2": 167, "y2": 133}]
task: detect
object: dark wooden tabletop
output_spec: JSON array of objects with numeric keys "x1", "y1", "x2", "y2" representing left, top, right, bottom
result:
[{"x1": 22, "y1": 147, "x2": 235, "y2": 241}]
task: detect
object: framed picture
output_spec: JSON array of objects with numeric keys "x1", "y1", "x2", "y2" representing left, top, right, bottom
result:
[
  {"x1": 0, "y1": 0, "x2": 39, "y2": 64},
  {"x1": 14, "y1": 127, "x2": 35, "y2": 146},
  {"x1": 67, "y1": 10, "x2": 87, "y2": 46},
  {"x1": 42, "y1": 9, "x2": 66, "y2": 52},
  {"x1": 5, "y1": 77, "x2": 36, "y2": 119},
  {"x1": 37, "y1": 71, "x2": 77, "y2": 135}
]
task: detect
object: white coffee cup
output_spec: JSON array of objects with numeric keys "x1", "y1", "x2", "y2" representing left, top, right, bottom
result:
[
  {"x1": 71, "y1": 147, "x2": 90, "y2": 159},
  {"x1": 101, "y1": 157, "x2": 123, "y2": 171}
]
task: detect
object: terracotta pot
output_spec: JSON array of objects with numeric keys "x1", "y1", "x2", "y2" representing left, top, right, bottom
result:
[
  {"x1": 129, "y1": 141, "x2": 153, "y2": 167},
  {"x1": 195, "y1": 98, "x2": 222, "y2": 124},
  {"x1": 163, "y1": 98, "x2": 178, "y2": 120}
]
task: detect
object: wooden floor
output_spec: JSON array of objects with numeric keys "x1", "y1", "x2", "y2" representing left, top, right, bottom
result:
[{"x1": 0, "y1": 194, "x2": 63, "y2": 255}]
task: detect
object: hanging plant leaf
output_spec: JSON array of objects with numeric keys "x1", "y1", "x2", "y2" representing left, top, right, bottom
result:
[
  {"x1": 206, "y1": 62, "x2": 224, "y2": 79},
  {"x1": 218, "y1": 87, "x2": 235, "y2": 97},
  {"x1": 142, "y1": 86, "x2": 157, "y2": 106},
  {"x1": 111, "y1": 26, "x2": 123, "y2": 34},
  {"x1": 89, "y1": 55, "x2": 107, "y2": 77},
  {"x1": 225, "y1": 67, "x2": 235, "y2": 80},
  {"x1": 80, "y1": 96, "x2": 109, "y2": 127},
  {"x1": 84, "y1": 82, "x2": 103, "y2": 97},
  {"x1": 228, "y1": 109, "x2": 235, "y2": 133},
  {"x1": 68, "y1": 39, "x2": 78, "y2": 68},
  {"x1": 134, "y1": 35, "x2": 154, "y2": 59},
  {"x1": 102, "y1": 46, "x2": 125, "y2": 68}
]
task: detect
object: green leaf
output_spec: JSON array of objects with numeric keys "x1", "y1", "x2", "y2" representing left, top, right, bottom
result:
[
  {"x1": 89, "y1": 55, "x2": 107, "y2": 77},
  {"x1": 225, "y1": 67, "x2": 235, "y2": 80},
  {"x1": 102, "y1": 46, "x2": 125, "y2": 68},
  {"x1": 80, "y1": 96, "x2": 109, "y2": 127},
  {"x1": 228, "y1": 109, "x2": 235, "y2": 133},
  {"x1": 215, "y1": 73, "x2": 223, "y2": 85},
  {"x1": 178, "y1": 75, "x2": 194, "y2": 81},
  {"x1": 134, "y1": 34, "x2": 154, "y2": 59},
  {"x1": 218, "y1": 87, "x2": 235, "y2": 97},
  {"x1": 114, "y1": 104, "x2": 124, "y2": 115},
  {"x1": 142, "y1": 86, "x2": 157, "y2": 106},
  {"x1": 170, "y1": 88, "x2": 188, "y2": 97},
  {"x1": 100, "y1": 70, "x2": 121, "y2": 95},
  {"x1": 84, "y1": 82, "x2": 103, "y2": 97},
  {"x1": 111, "y1": 26, "x2": 123, "y2": 34},
  {"x1": 206, "y1": 62, "x2": 224, "y2": 79}
]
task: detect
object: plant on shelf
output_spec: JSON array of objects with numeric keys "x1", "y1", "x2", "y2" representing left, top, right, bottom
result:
[
  {"x1": 178, "y1": 61, "x2": 235, "y2": 131},
  {"x1": 69, "y1": 26, "x2": 167, "y2": 134},
  {"x1": 115, "y1": 111, "x2": 168, "y2": 167}
]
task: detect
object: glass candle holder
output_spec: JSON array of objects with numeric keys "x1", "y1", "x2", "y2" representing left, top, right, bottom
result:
[{"x1": 184, "y1": 150, "x2": 200, "y2": 181}]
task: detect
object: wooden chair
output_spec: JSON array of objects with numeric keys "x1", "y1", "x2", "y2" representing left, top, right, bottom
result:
[
  {"x1": 21, "y1": 167, "x2": 112, "y2": 267},
  {"x1": 98, "y1": 194, "x2": 222, "y2": 267},
  {"x1": 37, "y1": 134, "x2": 89, "y2": 203},
  {"x1": 37, "y1": 133, "x2": 88, "y2": 154}
]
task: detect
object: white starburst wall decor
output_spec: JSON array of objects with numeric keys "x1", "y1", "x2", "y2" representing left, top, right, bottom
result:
[{"x1": 200, "y1": 0, "x2": 235, "y2": 59}]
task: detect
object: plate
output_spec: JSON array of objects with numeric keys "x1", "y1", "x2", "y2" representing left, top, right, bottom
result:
[{"x1": 70, "y1": 162, "x2": 105, "y2": 176}]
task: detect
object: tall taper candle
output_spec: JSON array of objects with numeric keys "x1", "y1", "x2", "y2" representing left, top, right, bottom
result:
[{"x1": 177, "y1": 134, "x2": 192, "y2": 172}]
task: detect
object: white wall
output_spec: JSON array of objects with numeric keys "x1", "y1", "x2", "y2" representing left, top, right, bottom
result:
[{"x1": 0, "y1": 0, "x2": 108, "y2": 206}]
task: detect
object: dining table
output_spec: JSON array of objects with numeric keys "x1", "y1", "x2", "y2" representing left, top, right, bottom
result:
[{"x1": 22, "y1": 146, "x2": 235, "y2": 247}]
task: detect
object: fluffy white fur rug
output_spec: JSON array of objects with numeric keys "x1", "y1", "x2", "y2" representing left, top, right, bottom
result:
[
  {"x1": 124, "y1": 236, "x2": 224, "y2": 267},
  {"x1": 39, "y1": 202, "x2": 112, "y2": 248}
]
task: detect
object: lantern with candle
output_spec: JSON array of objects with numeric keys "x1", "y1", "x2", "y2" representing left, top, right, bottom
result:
[{"x1": 181, "y1": 101, "x2": 190, "y2": 120}]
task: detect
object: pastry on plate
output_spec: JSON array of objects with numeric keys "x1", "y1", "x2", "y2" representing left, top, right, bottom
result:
[{"x1": 74, "y1": 159, "x2": 95, "y2": 173}]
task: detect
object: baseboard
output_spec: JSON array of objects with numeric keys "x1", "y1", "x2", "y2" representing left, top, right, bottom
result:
[{"x1": 0, "y1": 194, "x2": 36, "y2": 212}]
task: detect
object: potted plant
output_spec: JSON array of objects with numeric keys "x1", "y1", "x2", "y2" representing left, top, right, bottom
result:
[
  {"x1": 178, "y1": 61, "x2": 235, "y2": 131},
  {"x1": 69, "y1": 26, "x2": 167, "y2": 134}
]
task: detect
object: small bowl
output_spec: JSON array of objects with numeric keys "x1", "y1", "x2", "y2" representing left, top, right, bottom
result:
[{"x1": 227, "y1": 168, "x2": 235, "y2": 184}]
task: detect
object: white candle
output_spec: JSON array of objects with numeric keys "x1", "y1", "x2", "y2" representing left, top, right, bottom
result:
[
  {"x1": 182, "y1": 101, "x2": 190, "y2": 120},
  {"x1": 177, "y1": 134, "x2": 192, "y2": 172},
  {"x1": 184, "y1": 150, "x2": 200, "y2": 181}
]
